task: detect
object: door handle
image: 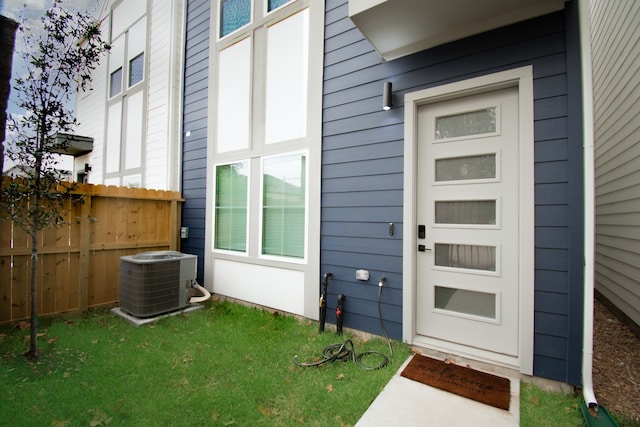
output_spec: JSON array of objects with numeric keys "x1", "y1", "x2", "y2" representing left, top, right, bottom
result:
[{"x1": 418, "y1": 244, "x2": 431, "y2": 252}]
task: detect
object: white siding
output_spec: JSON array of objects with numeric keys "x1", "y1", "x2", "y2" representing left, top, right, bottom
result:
[
  {"x1": 591, "y1": 0, "x2": 640, "y2": 327},
  {"x1": 74, "y1": 18, "x2": 108, "y2": 183},
  {"x1": 145, "y1": 0, "x2": 185, "y2": 191},
  {"x1": 75, "y1": 0, "x2": 184, "y2": 191}
]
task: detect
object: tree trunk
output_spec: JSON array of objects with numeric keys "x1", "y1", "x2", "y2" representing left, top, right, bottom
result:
[{"x1": 28, "y1": 234, "x2": 38, "y2": 358}]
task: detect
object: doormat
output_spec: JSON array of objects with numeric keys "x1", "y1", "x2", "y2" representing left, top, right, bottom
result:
[{"x1": 400, "y1": 354, "x2": 511, "y2": 410}]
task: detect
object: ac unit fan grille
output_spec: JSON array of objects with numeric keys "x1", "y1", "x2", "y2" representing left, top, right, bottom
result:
[{"x1": 120, "y1": 259, "x2": 181, "y2": 317}]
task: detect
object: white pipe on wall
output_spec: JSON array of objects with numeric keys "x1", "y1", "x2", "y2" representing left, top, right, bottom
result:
[{"x1": 578, "y1": 0, "x2": 598, "y2": 408}]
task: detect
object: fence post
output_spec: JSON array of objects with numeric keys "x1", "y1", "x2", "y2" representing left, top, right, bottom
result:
[
  {"x1": 78, "y1": 194, "x2": 91, "y2": 312},
  {"x1": 170, "y1": 199, "x2": 179, "y2": 251}
]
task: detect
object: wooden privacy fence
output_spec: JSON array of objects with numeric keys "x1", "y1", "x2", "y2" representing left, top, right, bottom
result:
[{"x1": 0, "y1": 182, "x2": 184, "y2": 323}]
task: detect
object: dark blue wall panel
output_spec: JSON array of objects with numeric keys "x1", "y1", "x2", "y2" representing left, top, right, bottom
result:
[
  {"x1": 321, "y1": 0, "x2": 584, "y2": 384},
  {"x1": 181, "y1": 0, "x2": 210, "y2": 283}
]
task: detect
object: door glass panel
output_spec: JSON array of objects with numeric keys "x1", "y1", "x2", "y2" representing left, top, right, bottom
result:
[
  {"x1": 434, "y1": 243, "x2": 496, "y2": 271},
  {"x1": 435, "y1": 286, "x2": 496, "y2": 319},
  {"x1": 435, "y1": 107, "x2": 496, "y2": 139},
  {"x1": 435, "y1": 200, "x2": 496, "y2": 225},
  {"x1": 435, "y1": 154, "x2": 496, "y2": 182}
]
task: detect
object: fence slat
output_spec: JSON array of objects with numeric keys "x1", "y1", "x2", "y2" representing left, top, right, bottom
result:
[
  {"x1": 11, "y1": 255, "x2": 29, "y2": 320},
  {"x1": 0, "y1": 254, "x2": 11, "y2": 322}
]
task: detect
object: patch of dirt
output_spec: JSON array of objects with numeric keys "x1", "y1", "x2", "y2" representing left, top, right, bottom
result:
[{"x1": 593, "y1": 298, "x2": 640, "y2": 424}]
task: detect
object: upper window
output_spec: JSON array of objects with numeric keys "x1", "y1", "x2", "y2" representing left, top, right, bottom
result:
[
  {"x1": 220, "y1": 0, "x2": 251, "y2": 37},
  {"x1": 110, "y1": 68, "x2": 122, "y2": 97},
  {"x1": 129, "y1": 53, "x2": 144, "y2": 87},
  {"x1": 268, "y1": 0, "x2": 291, "y2": 12}
]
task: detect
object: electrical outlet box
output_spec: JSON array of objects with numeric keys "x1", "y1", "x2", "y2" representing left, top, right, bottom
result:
[{"x1": 356, "y1": 269, "x2": 369, "y2": 281}]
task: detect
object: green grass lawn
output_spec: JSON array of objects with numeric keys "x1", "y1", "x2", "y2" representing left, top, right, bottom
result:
[
  {"x1": 1, "y1": 301, "x2": 410, "y2": 426},
  {"x1": 0, "y1": 300, "x2": 595, "y2": 426}
]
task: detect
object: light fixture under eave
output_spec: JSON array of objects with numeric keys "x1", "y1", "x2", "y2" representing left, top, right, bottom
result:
[{"x1": 382, "y1": 81, "x2": 393, "y2": 110}]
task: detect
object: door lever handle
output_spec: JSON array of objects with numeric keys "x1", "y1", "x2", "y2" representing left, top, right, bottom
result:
[{"x1": 418, "y1": 245, "x2": 432, "y2": 252}]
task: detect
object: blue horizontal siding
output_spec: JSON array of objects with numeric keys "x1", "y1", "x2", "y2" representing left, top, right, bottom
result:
[
  {"x1": 321, "y1": 0, "x2": 584, "y2": 384},
  {"x1": 181, "y1": 0, "x2": 210, "y2": 283}
]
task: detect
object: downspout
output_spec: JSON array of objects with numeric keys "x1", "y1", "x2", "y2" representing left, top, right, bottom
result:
[{"x1": 578, "y1": 0, "x2": 598, "y2": 408}]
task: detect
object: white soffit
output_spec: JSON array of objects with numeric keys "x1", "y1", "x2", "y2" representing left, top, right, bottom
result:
[{"x1": 349, "y1": 0, "x2": 567, "y2": 61}]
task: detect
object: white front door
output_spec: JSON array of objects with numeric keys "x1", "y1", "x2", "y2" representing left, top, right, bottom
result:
[{"x1": 415, "y1": 87, "x2": 521, "y2": 361}]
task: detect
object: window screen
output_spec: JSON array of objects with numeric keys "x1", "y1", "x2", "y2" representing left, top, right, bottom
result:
[
  {"x1": 262, "y1": 153, "x2": 306, "y2": 258},
  {"x1": 215, "y1": 162, "x2": 249, "y2": 252}
]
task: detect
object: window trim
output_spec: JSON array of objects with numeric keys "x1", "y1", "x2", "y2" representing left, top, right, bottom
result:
[
  {"x1": 104, "y1": 9, "x2": 148, "y2": 186},
  {"x1": 258, "y1": 151, "x2": 309, "y2": 263},
  {"x1": 212, "y1": 160, "x2": 251, "y2": 256}
]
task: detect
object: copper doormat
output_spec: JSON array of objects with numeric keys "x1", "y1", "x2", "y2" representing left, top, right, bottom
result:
[{"x1": 400, "y1": 354, "x2": 511, "y2": 410}]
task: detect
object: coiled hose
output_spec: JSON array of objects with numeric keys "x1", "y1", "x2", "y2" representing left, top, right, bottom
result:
[{"x1": 293, "y1": 281, "x2": 393, "y2": 370}]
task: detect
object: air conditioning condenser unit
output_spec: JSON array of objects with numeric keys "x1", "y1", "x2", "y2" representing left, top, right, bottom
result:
[{"x1": 119, "y1": 251, "x2": 197, "y2": 318}]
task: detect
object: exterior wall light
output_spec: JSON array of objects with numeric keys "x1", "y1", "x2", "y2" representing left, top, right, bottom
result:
[{"x1": 382, "y1": 81, "x2": 393, "y2": 110}]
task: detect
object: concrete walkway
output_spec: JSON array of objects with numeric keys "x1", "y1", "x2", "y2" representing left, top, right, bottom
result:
[{"x1": 356, "y1": 355, "x2": 520, "y2": 426}]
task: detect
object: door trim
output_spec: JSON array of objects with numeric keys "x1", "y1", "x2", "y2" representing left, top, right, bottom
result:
[{"x1": 402, "y1": 67, "x2": 534, "y2": 374}]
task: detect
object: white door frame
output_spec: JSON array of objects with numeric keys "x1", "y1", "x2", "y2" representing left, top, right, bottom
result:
[{"x1": 402, "y1": 66, "x2": 535, "y2": 374}]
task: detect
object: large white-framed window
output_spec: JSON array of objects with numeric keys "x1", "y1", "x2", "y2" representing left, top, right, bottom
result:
[
  {"x1": 208, "y1": 0, "x2": 323, "y2": 318},
  {"x1": 212, "y1": 0, "x2": 311, "y2": 262},
  {"x1": 104, "y1": 0, "x2": 148, "y2": 187}
]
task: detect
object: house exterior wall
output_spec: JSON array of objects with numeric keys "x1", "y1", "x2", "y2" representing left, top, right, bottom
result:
[
  {"x1": 180, "y1": 0, "x2": 586, "y2": 385},
  {"x1": 321, "y1": 0, "x2": 584, "y2": 384},
  {"x1": 75, "y1": 0, "x2": 185, "y2": 191},
  {"x1": 181, "y1": 0, "x2": 210, "y2": 283},
  {"x1": 591, "y1": 0, "x2": 640, "y2": 332}
]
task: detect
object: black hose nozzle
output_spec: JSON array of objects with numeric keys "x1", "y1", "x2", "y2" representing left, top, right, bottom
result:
[
  {"x1": 319, "y1": 272, "x2": 333, "y2": 333},
  {"x1": 336, "y1": 294, "x2": 345, "y2": 335}
]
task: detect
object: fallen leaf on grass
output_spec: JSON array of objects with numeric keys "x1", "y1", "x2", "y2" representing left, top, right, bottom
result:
[
  {"x1": 336, "y1": 373, "x2": 345, "y2": 380},
  {"x1": 258, "y1": 405, "x2": 278, "y2": 417},
  {"x1": 47, "y1": 336, "x2": 58, "y2": 344},
  {"x1": 529, "y1": 395, "x2": 539, "y2": 406},
  {"x1": 88, "y1": 408, "x2": 112, "y2": 426},
  {"x1": 15, "y1": 321, "x2": 30, "y2": 330},
  {"x1": 326, "y1": 384, "x2": 333, "y2": 392},
  {"x1": 51, "y1": 419, "x2": 71, "y2": 427}
]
